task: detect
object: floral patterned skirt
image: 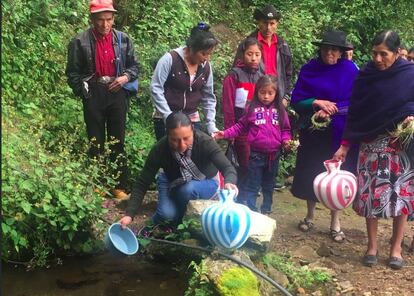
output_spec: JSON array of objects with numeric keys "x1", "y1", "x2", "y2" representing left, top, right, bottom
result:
[{"x1": 353, "y1": 136, "x2": 414, "y2": 218}]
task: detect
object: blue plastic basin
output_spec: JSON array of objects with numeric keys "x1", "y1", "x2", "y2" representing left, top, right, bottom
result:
[{"x1": 104, "y1": 223, "x2": 139, "y2": 256}]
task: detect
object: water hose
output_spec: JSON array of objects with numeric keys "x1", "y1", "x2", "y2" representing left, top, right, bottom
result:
[{"x1": 144, "y1": 236, "x2": 293, "y2": 296}]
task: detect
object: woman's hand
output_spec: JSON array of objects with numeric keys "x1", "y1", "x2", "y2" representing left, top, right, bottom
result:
[
  {"x1": 314, "y1": 109, "x2": 331, "y2": 120},
  {"x1": 282, "y1": 140, "x2": 292, "y2": 153},
  {"x1": 402, "y1": 115, "x2": 414, "y2": 126},
  {"x1": 212, "y1": 131, "x2": 224, "y2": 140},
  {"x1": 313, "y1": 99, "x2": 338, "y2": 115},
  {"x1": 119, "y1": 216, "x2": 132, "y2": 229},
  {"x1": 224, "y1": 183, "x2": 239, "y2": 197},
  {"x1": 333, "y1": 145, "x2": 350, "y2": 163}
]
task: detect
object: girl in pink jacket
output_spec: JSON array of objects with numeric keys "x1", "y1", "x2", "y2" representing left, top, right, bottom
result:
[{"x1": 214, "y1": 75, "x2": 291, "y2": 213}]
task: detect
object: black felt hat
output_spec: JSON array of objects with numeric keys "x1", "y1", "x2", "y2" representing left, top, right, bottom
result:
[
  {"x1": 253, "y1": 4, "x2": 281, "y2": 21},
  {"x1": 312, "y1": 30, "x2": 353, "y2": 50}
]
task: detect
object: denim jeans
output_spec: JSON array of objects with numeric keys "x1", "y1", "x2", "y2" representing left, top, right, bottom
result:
[
  {"x1": 243, "y1": 151, "x2": 279, "y2": 212},
  {"x1": 152, "y1": 173, "x2": 219, "y2": 225}
]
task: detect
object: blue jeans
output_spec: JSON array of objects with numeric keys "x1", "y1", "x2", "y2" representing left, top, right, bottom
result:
[
  {"x1": 243, "y1": 151, "x2": 279, "y2": 212},
  {"x1": 152, "y1": 173, "x2": 219, "y2": 225}
]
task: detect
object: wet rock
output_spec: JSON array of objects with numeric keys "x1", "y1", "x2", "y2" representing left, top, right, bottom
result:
[
  {"x1": 203, "y1": 251, "x2": 261, "y2": 295},
  {"x1": 265, "y1": 265, "x2": 289, "y2": 288},
  {"x1": 159, "y1": 280, "x2": 169, "y2": 290},
  {"x1": 56, "y1": 273, "x2": 101, "y2": 290}
]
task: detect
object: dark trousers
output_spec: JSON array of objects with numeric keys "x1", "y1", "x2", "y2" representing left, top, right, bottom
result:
[
  {"x1": 153, "y1": 118, "x2": 202, "y2": 141},
  {"x1": 82, "y1": 83, "x2": 128, "y2": 189},
  {"x1": 243, "y1": 151, "x2": 279, "y2": 212}
]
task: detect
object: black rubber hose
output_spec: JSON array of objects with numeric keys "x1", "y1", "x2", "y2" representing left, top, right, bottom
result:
[{"x1": 143, "y1": 237, "x2": 293, "y2": 296}]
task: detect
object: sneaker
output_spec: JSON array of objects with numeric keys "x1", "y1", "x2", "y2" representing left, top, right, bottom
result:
[
  {"x1": 112, "y1": 189, "x2": 130, "y2": 201},
  {"x1": 260, "y1": 208, "x2": 273, "y2": 215},
  {"x1": 274, "y1": 183, "x2": 286, "y2": 191}
]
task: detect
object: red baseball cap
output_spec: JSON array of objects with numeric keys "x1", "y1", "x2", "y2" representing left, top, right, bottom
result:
[{"x1": 89, "y1": 0, "x2": 117, "y2": 14}]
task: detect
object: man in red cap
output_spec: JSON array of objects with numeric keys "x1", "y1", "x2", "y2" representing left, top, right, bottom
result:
[{"x1": 66, "y1": 0, "x2": 138, "y2": 200}]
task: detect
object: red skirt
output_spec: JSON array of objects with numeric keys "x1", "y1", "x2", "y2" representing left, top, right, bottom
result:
[{"x1": 353, "y1": 136, "x2": 414, "y2": 218}]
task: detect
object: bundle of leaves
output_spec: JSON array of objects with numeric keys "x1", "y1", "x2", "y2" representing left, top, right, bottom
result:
[
  {"x1": 390, "y1": 120, "x2": 414, "y2": 149},
  {"x1": 310, "y1": 113, "x2": 331, "y2": 131}
]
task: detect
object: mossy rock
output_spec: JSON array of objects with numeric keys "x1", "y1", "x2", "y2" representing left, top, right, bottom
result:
[{"x1": 216, "y1": 266, "x2": 260, "y2": 296}]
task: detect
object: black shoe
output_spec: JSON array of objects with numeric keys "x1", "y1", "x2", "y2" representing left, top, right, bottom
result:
[
  {"x1": 362, "y1": 252, "x2": 378, "y2": 267},
  {"x1": 388, "y1": 256, "x2": 404, "y2": 270}
]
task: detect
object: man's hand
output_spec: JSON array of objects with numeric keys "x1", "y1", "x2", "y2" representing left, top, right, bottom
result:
[
  {"x1": 108, "y1": 75, "x2": 129, "y2": 92},
  {"x1": 119, "y1": 216, "x2": 132, "y2": 229},
  {"x1": 224, "y1": 183, "x2": 239, "y2": 196}
]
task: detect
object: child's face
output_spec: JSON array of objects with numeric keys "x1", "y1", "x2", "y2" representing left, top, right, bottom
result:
[
  {"x1": 258, "y1": 84, "x2": 277, "y2": 106},
  {"x1": 243, "y1": 44, "x2": 261, "y2": 69}
]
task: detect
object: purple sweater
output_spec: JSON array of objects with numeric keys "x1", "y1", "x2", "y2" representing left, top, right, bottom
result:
[{"x1": 224, "y1": 103, "x2": 291, "y2": 153}]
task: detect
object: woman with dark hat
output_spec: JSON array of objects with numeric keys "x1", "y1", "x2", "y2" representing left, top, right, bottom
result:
[
  {"x1": 290, "y1": 30, "x2": 359, "y2": 242},
  {"x1": 333, "y1": 30, "x2": 414, "y2": 269}
]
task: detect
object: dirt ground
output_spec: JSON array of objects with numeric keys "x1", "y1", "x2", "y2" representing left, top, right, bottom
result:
[
  {"x1": 106, "y1": 189, "x2": 414, "y2": 296},
  {"x1": 268, "y1": 189, "x2": 414, "y2": 296}
]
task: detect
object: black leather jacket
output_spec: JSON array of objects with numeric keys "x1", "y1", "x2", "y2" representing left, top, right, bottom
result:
[{"x1": 66, "y1": 28, "x2": 138, "y2": 98}]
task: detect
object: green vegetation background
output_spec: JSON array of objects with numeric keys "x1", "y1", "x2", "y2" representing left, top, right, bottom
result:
[{"x1": 2, "y1": 0, "x2": 413, "y2": 267}]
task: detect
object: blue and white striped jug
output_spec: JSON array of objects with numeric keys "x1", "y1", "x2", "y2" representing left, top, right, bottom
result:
[{"x1": 201, "y1": 189, "x2": 251, "y2": 250}]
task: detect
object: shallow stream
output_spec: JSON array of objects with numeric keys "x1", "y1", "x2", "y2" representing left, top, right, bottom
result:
[{"x1": 2, "y1": 253, "x2": 186, "y2": 296}]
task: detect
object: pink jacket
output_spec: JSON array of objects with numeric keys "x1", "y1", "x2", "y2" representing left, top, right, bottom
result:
[{"x1": 224, "y1": 103, "x2": 291, "y2": 153}]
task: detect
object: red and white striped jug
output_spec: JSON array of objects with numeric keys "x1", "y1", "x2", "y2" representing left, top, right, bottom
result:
[{"x1": 313, "y1": 160, "x2": 357, "y2": 210}]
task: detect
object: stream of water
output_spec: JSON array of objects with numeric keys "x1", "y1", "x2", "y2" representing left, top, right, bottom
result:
[{"x1": 2, "y1": 253, "x2": 186, "y2": 296}]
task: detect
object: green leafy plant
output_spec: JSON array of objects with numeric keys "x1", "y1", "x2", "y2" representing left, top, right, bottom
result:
[
  {"x1": 165, "y1": 218, "x2": 202, "y2": 241},
  {"x1": 262, "y1": 253, "x2": 332, "y2": 291},
  {"x1": 185, "y1": 260, "x2": 215, "y2": 296},
  {"x1": 2, "y1": 115, "x2": 111, "y2": 267}
]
